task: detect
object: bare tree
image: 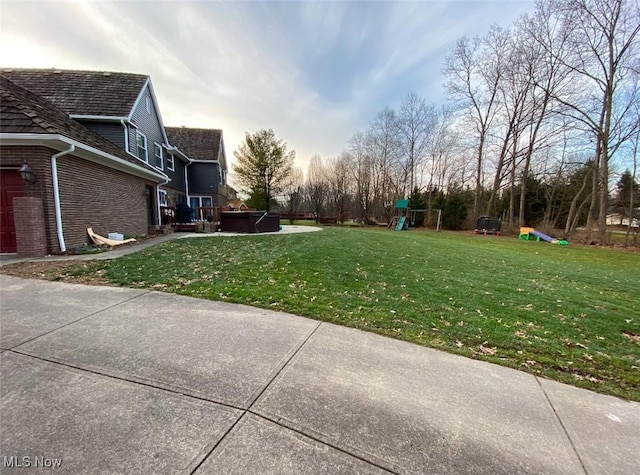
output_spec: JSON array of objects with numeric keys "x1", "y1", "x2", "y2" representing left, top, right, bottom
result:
[
  {"x1": 325, "y1": 155, "x2": 351, "y2": 223},
  {"x1": 306, "y1": 154, "x2": 329, "y2": 223},
  {"x1": 425, "y1": 106, "x2": 459, "y2": 219},
  {"x1": 347, "y1": 132, "x2": 374, "y2": 223},
  {"x1": 444, "y1": 31, "x2": 504, "y2": 217},
  {"x1": 367, "y1": 107, "x2": 402, "y2": 221},
  {"x1": 395, "y1": 93, "x2": 437, "y2": 194},
  {"x1": 534, "y1": 0, "x2": 640, "y2": 242},
  {"x1": 624, "y1": 101, "x2": 639, "y2": 245},
  {"x1": 282, "y1": 166, "x2": 304, "y2": 224},
  {"x1": 509, "y1": 5, "x2": 572, "y2": 227},
  {"x1": 484, "y1": 25, "x2": 531, "y2": 218}
]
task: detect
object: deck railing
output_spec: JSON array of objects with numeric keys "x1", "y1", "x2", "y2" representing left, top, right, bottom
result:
[
  {"x1": 160, "y1": 206, "x2": 176, "y2": 225},
  {"x1": 161, "y1": 205, "x2": 221, "y2": 225},
  {"x1": 195, "y1": 206, "x2": 220, "y2": 223}
]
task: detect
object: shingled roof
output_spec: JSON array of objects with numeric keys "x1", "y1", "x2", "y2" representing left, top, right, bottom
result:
[
  {"x1": 0, "y1": 75, "x2": 162, "y2": 178},
  {"x1": 0, "y1": 68, "x2": 148, "y2": 117},
  {"x1": 165, "y1": 127, "x2": 223, "y2": 162}
]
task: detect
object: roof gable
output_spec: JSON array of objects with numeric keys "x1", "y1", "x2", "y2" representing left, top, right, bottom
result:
[
  {"x1": 166, "y1": 127, "x2": 223, "y2": 163},
  {"x1": 1, "y1": 68, "x2": 148, "y2": 117},
  {"x1": 129, "y1": 79, "x2": 169, "y2": 146}
]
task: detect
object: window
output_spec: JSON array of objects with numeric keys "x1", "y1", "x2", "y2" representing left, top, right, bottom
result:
[
  {"x1": 218, "y1": 167, "x2": 223, "y2": 184},
  {"x1": 189, "y1": 196, "x2": 214, "y2": 221},
  {"x1": 189, "y1": 197, "x2": 199, "y2": 213},
  {"x1": 145, "y1": 95, "x2": 151, "y2": 114},
  {"x1": 158, "y1": 189, "x2": 168, "y2": 206},
  {"x1": 152, "y1": 143, "x2": 163, "y2": 170},
  {"x1": 135, "y1": 132, "x2": 147, "y2": 162},
  {"x1": 166, "y1": 152, "x2": 175, "y2": 171}
]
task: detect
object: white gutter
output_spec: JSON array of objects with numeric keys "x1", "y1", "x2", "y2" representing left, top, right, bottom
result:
[
  {"x1": 188, "y1": 159, "x2": 221, "y2": 164},
  {"x1": 70, "y1": 115, "x2": 128, "y2": 121},
  {"x1": 51, "y1": 144, "x2": 75, "y2": 253},
  {"x1": 166, "y1": 145, "x2": 190, "y2": 162},
  {"x1": 1, "y1": 133, "x2": 166, "y2": 182}
]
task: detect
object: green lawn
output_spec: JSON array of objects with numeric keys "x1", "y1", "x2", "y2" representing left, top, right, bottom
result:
[{"x1": 39, "y1": 228, "x2": 640, "y2": 400}]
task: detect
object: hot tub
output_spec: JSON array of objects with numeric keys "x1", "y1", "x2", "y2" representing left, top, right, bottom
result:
[{"x1": 220, "y1": 211, "x2": 280, "y2": 233}]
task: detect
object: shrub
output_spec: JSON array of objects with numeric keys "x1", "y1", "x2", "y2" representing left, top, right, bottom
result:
[{"x1": 442, "y1": 194, "x2": 468, "y2": 230}]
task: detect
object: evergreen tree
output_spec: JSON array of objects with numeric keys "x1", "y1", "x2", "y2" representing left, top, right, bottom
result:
[{"x1": 232, "y1": 129, "x2": 294, "y2": 212}]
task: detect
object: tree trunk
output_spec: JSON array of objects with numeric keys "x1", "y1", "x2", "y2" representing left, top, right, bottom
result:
[
  {"x1": 518, "y1": 154, "x2": 532, "y2": 227},
  {"x1": 564, "y1": 168, "x2": 590, "y2": 236},
  {"x1": 473, "y1": 135, "x2": 484, "y2": 218}
]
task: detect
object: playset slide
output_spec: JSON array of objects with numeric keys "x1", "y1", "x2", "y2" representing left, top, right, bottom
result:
[
  {"x1": 395, "y1": 216, "x2": 407, "y2": 231},
  {"x1": 530, "y1": 230, "x2": 554, "y2": 242},
  {"x1": 519, "y1": 227, "x2": 568, "y2": 245}
]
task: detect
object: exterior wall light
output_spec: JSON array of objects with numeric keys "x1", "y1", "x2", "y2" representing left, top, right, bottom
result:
[{"x1": 19, "y1": 162, "x2": 36, "y2": 184}]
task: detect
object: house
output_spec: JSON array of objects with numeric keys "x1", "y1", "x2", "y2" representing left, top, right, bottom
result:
[
  {"x1": 0, "y1": 69, "x2": 229, "y2": 255},
  {"x1": 0, "y1": 75, "x2": 166, "y2": 255},
  {"x1": 165, "y1": 127, "x2": 229, "y2": 218},
  {"x1": 226, "y1": 199, "x2": 248, "y2": 211},
  {"x1": 606, "y1": 212, "x2": 639, "y2": 228},
  {"x1": 1, "y1": 69, "x2": 184, "y2": 224}
]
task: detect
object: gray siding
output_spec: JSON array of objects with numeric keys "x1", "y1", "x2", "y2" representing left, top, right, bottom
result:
[
  {"x1": 79, "y1": 121, "x2": 126, "y2": 149},
  {"x1": 129, "y1": 84, "x2": 167, "y2": 169},
  {"x1": 165, "y1": 157, "x2": 186, "y2": 193},
  {"x1": 188, "y1": 162, "x2": 219, "y2": 194}
]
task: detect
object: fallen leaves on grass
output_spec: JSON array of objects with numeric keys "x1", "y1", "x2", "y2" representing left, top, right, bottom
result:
[
  {"x1": 0, "y1": 261, "x2": 110, "y2": 285},
  {"x1": 572, "y1": 373, "x2": 601, "y2": 384},
  {"x1": 479, "y1": 342, "x2": 497, "y2": 355},
  {"x1": 622, "y1": 332, "x2": 640, "y2": 345}
]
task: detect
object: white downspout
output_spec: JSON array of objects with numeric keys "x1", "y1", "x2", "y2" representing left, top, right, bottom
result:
[
  {"x1": 184, "y1": 160, "x2": 191, "y2": 202},
  {"x1": 156, "y1": 173, "x2": 170, "y2": 226},
  {"x1": 121, "y1": 119, "x2": 129, "y2": 153},
  {"x1": 51, "y1": 144, "x2": 75, "y2": 253}
]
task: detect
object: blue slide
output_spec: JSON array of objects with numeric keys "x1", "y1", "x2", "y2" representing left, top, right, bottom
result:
[
  {"x1": 530, "y1": 230, "x2": 554, "y2": 243},
  {"x1": 395, "y1": 216, "x2": 407, "y2": 231}
]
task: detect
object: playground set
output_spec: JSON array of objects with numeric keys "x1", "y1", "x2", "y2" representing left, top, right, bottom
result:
[
  {"x1": 384, "y1": 202, "x2": 568, "y2": 246},
  {"x1": 388, "y1": 199, "x2": 410, "y2": 230},
  {"x1": 519, "y1": 227, "x2": 568, "y2": 245},
  {"x1": 387, "y1": 199, "x2": 434, "y2": 230}
]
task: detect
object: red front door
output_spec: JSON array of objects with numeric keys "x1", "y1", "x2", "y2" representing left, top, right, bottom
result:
[{"x1": 0, "y1": 170, "x2": 24, "y2": 253}]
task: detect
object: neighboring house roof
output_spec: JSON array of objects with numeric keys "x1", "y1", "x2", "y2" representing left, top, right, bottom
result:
[
  {"x1": 166, "y1": 127, "x2": 224, "y2": 163},
  {"x1": 1, "y1": 68, "x2": 148, "y2": 117},
  {"x1": 227, "y1": 200, "x2": 248, "y2": 210},
  {"x1": 0, "y1": 75, "x2": 164, "y2": 181}
]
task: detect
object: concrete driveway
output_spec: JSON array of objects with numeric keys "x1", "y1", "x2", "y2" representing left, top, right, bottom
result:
[{"x1": 1, "y1": 274, "x2": 638, "y2": 474}]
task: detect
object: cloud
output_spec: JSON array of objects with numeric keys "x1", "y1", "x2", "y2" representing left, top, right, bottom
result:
[{"x1": 0, "y1": 0, "x2": 536, "y2": 174}]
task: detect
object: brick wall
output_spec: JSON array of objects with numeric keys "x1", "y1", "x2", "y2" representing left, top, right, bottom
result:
[
  {"x1": 1, "y1": 145, "x2": 155, "y2": 253},
  {"x1": 57, "y1": 155, "x2": 151, "y2": 250},
  {"x1": 13, "y1": 197, "x2": 47, "y2": 257},
  {"x1": 0, "y1": 146, "x2": 58, "y2": 253}
]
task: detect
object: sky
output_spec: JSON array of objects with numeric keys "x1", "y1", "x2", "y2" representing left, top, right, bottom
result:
[{"x1": 1, "y1": 0, "x2": 537, "y2": 176}]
